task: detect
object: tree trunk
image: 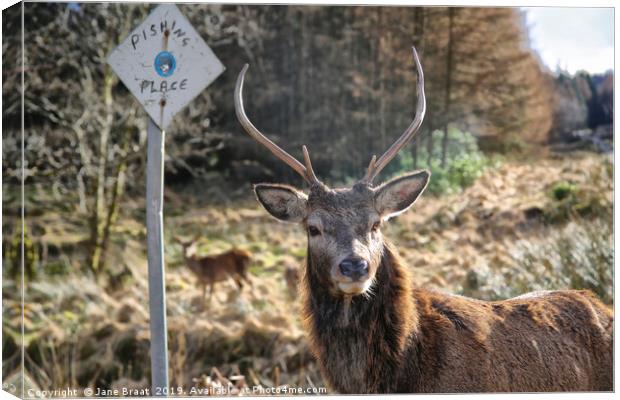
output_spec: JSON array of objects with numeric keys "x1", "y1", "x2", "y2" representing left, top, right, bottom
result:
[
  {"x1": 96, "y1": 122, "x2": 132, "y2": 274},
  {"x1": 88, "y1": 64, "x2": 114, "y2": 277},
  {"x1": 426, "y1": 122, "x2": 434, "y2": 166},
  {"x1": 378, "y1": 8, "x2": 386, "y2": 151},
  {"x1": 441, "y1": 8, "x2": 455, "y2": 168}
]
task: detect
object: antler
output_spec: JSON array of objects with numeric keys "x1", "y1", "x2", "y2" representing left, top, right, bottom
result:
[
  {"x1": 361, "y1": 47, "x2": 426, "y2": 184},
  {"x1": 234, "y1": 64, "x2": 320, "y2": 186}
]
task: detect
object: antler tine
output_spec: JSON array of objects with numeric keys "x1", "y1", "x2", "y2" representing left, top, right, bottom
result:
[
  {"x1": 362, "y1": 46, "x2": 426, "y2": 184},
  {"x1": 302, "y1": 145, "x2": 320, "y2": 185},
  {"x1": 363, "y1": 155, "x2": 377, "y2": 182},
  {"x1": 235, "y1": 64, "x2": 312, "y2": 184}
]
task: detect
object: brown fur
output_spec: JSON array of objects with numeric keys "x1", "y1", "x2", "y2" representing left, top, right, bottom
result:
[
  {"x1": 301, "y1": 242, "x2": 613, "y2": 393},
  {"x1": 181, "y1": 242, "x2": 252, "y2": 301}
]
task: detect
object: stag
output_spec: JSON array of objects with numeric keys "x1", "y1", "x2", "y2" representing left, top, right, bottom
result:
[
  {"x1": 180, "y1": 240, "x2": 252, "y2": 301},
  {"x1": 234, "y1": 48, "x2": 613, "y2": 393}
]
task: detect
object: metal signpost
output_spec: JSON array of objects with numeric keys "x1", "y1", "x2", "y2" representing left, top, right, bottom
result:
[{"x1": 107, "y1": 4, "x2": 224, "y2": 395}]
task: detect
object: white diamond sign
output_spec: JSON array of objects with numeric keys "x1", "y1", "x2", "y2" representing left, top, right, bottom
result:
[{"x1": 108, "y1": 4, "x2": 224, "y2": 129}]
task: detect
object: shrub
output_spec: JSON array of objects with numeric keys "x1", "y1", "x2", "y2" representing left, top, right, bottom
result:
[
  {"x1": 543, "y1": 180, "x2": 611, "y2": 224},
  {"x1": 464, "y1": 217, "x2": 613, "y2": 304},
  {"x1": 447, "y1": 152, "x2": 489, "y2": 189},
  {"x1": 550, "y1": 181, "x2": 577, "y2": 201},
  {"x1": 385, "y1": 128, "x2": 491, "y2": 195},
  {"x1": 44, "y1": 260, "x2": 70, "y2": 276}
]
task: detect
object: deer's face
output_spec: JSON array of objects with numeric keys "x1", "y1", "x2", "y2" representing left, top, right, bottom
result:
[
  {"x1": 236, "y1": 48, "x2": 427, "y2": 296},
  {"x1": 254, "y1": 171, "x2": 429, "y2": 297}
]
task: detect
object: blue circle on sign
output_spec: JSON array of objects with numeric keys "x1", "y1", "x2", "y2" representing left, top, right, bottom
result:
[{"x1": 154, "y1": 51, "x2": 176, "y2": 77}]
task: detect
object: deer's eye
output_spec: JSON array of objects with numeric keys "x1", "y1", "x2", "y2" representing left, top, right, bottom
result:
[
  {"x1": 308, "y1": 225, "x2": 322, "y2": 237},
  {"x1": 371, "y1": 221, "x2": 381, "y2": 232}
]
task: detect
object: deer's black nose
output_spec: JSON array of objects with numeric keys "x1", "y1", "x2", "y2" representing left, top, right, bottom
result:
[{"x1": 339, "y1": 257, "x2": 369, "y2": 280}]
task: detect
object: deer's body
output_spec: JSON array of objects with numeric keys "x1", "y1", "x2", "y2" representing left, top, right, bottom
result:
[
  {"x1": 234, "y1": 47, "x2": 613, "y2": 393},
  {"x1": 302, "y1": 242, "x2": 613, "y2": 393},
  {"x1": 182, "y1": 244, "x2": 252, "y2": 300}
]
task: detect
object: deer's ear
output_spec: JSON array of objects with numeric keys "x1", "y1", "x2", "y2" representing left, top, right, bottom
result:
[
  {"x1": 374, "y1": 170, "x2": 430, "y2": 219},
  {"x1": 254, "y1": 184, "x2": 308, "y2": 223}
]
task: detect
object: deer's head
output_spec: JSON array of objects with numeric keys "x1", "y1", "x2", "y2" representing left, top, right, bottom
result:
[
  {"x1": 176, "y1": 235, "x2": 200, "y2": 259},
  {"x1": 235, "y1": 48, "x2": 428, "y2": 297}
]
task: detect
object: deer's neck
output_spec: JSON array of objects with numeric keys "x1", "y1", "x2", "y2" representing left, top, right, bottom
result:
[{"x1": 301, "y1": 241, "x2": 420, "y2": 393}]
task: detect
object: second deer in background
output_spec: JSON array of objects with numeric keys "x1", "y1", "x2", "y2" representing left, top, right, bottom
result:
[{"x1": 180, "y1": 239, "x2": 252, "y2": 302}]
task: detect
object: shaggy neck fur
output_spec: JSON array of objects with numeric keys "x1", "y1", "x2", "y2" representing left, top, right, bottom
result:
[{"x1": 301, "y1": 241, "x2": 419, "y2": 393}]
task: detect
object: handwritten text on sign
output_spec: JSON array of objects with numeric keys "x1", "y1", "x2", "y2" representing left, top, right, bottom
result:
[
  {"x1": 108, "y1": 4, "x2": 225, "y2": 129},
  {"x1": 130, "y1": 20, "x2": 191, "y2": 49}
]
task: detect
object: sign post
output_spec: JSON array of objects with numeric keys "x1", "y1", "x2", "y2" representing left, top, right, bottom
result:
[
  {"x1": 108, "y1": 4, "x2": 224, "y2": 395},
  {"x1": 145, "y1": 117, "x2": 168, "y2": 392}
]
